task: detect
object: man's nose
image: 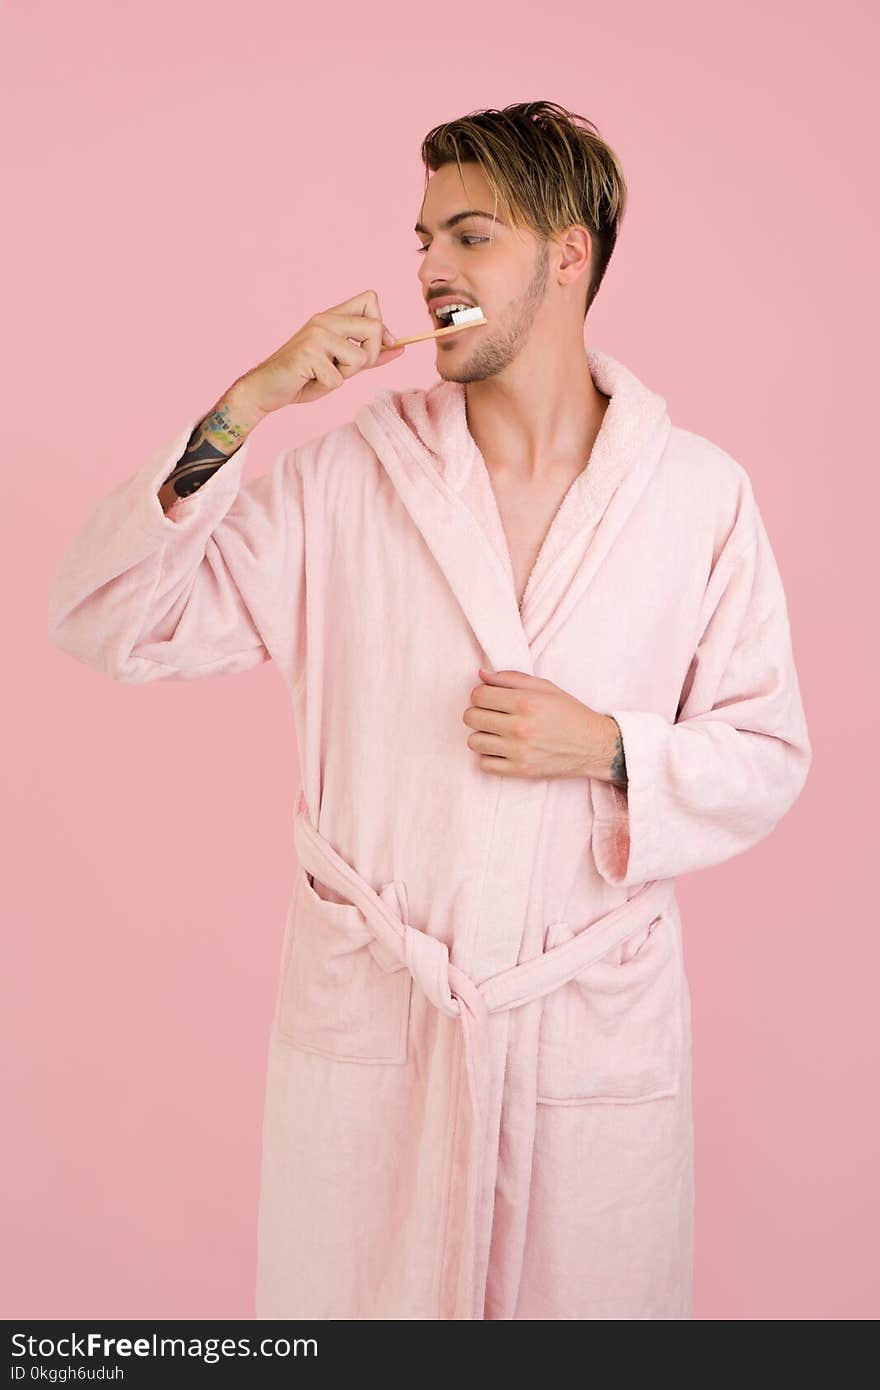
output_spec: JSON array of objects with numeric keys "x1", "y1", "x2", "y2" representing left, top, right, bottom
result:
[{"x1": 418, "y1": 245, "x2": 459, "y2": 286}]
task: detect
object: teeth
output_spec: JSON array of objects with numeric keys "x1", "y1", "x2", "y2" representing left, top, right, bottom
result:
[{"x1": 436, "y1": 303, "x2": 470, "y2": 318}]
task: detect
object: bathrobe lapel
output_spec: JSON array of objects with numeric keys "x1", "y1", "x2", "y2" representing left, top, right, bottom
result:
[{"x1": 354, "y1": 395, "x2": 533, "y2": 676}]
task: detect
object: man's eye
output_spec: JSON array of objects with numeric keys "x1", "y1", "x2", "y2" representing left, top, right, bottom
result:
[{"x1": 415, "y1": 236, "x2": 489, "y2": 254}]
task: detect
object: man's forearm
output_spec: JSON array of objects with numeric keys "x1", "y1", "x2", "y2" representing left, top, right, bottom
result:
[{"x1": 157, "y1": 378, "x2": 267, "y2": 512}]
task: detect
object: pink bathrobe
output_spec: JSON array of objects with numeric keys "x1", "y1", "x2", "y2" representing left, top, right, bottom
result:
[{"x1": 48, "y1": 347, "x2": 812, "y2": 1320}]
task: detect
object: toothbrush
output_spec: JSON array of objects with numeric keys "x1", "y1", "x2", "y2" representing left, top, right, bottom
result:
[{"x1": 391, "y1": 305, "x2": 487, "y2": 347}]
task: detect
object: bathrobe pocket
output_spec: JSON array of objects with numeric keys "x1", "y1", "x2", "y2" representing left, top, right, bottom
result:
[
  {"x1": 536, "y1": 911, "x2": 682, "y2": 1104},
  {"x1": 278, "y1": 865, "x2": 412, "y2": 1064}
]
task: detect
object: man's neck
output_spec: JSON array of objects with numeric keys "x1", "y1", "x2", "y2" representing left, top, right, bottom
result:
[{"x1": 464, "y1": 355, "x2": 609, "y2": 482}]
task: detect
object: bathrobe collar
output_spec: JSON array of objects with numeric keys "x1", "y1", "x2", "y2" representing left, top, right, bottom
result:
[{"x1": 354, "y1": 347, "x2": 672, "y2": 674}]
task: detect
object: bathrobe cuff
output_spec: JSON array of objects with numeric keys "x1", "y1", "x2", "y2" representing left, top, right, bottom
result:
[{"x1": 589, "y1": 707, "x2": 668, "y2": 887}]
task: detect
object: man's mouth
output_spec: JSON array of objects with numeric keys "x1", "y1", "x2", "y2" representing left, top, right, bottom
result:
[{"x1": 432, "y1": 301, "x2": 475, "y2": 324}]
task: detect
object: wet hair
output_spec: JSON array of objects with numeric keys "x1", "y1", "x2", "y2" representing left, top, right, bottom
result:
[{"x1": 420, "y1": 100, "x2": 628, "y2": 318}]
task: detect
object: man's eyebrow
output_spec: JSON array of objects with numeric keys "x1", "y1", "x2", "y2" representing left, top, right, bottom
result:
[{"x1": 414, "y1": 210, "x2": 504, "y2": 235}]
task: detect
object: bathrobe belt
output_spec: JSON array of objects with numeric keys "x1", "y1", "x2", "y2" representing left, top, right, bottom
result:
[{"x1": 292, "y1": 793, "x2": 676, "y2": 1318}]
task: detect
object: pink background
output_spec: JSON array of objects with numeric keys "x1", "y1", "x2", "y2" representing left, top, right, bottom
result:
[{"x1": 4, "y1": 0, "x2": 876, "y2": 1319}]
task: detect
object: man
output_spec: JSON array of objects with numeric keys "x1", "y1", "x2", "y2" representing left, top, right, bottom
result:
[{"x1": 48, "y1": 101, "x2": 812, "y2": 1319}]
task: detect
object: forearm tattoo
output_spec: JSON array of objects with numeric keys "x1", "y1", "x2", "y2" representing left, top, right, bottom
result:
[
  {"x1": 162, "y1": 403, "x2": 249, "y2": 498},
  {"x1": 609, "y1": 725, "x2": 628, "y2": 790}
]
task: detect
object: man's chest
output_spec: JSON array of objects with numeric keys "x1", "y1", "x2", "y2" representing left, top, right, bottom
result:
[{"x1": 487, "y1": 464, "x2": 589, "y2": 611}]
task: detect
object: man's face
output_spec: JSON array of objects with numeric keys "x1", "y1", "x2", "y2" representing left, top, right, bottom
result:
[{"x1": 415, "y1": 161, "x2": 551, "y2": 383}]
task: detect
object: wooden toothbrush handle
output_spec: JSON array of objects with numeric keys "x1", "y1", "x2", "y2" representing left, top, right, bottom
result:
[{"x1": 392, "y1": 318, "x2": 488, "y2": 347}]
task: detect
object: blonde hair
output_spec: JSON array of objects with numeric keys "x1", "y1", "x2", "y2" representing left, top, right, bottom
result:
[{"x1": 420, "y1": 100, "x2": 627, "y2": 318}]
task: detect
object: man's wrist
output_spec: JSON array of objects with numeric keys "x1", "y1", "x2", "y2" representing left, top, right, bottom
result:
[
  {"x1": 606, "y1": 715, "x2": 628, "y2": 789},
  {"x1": 572, "y1": 710, "x2": 628, "y2": 787}
]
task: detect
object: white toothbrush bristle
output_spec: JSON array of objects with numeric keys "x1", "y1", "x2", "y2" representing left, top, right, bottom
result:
[{"x1": 450, "y1": 305, "x2": 484, "y2": 324}]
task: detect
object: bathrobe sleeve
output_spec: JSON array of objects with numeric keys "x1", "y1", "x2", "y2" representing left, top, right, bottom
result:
[
  {"x1": 590, "y1": 475, "x2": 812, "y2": 885},
  {"x1": 48, "y1": 412, "x2": 305, "y2": 686}
]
